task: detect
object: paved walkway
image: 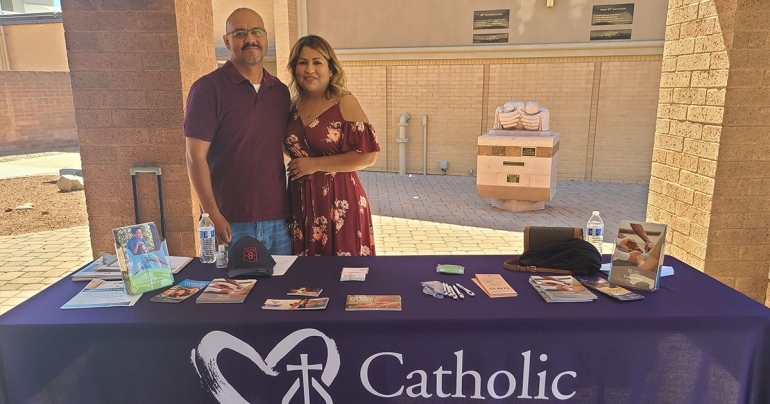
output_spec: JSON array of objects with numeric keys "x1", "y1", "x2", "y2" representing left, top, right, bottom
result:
[{"x1": 0, "y1": 155, "x2": 649, "y2": 314}]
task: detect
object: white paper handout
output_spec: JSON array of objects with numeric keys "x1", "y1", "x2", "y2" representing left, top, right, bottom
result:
[{"x1": 61, "y1": 279, "x2": 142, "y2": 309}]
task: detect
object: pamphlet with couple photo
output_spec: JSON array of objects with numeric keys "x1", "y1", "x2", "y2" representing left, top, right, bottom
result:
[
  {"x1": 609, "y1": 221, "x2": 667, "y2": 291},
  {"x1": 113, "y1": 222, "x2": 174, "y2": 295},
  {"x1": 196, "y1": 278, "x2": 256, "y2": 304}
]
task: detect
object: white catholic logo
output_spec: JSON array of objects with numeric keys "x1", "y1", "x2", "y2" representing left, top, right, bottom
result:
[{"x1": 191, "y1": 328, "x2": 340, "y2": 404}]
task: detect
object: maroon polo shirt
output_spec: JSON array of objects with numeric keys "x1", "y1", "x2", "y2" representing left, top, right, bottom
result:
[{"x1": 184, "y1": 61, "x2": 291, "y2": 223}]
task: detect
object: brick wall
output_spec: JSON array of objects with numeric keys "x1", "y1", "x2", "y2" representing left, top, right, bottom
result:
[
  {"x1": 343, "y1": 55, "x2": 662, "y2": 182},
  {"x1": 64, "y1": 0, "x2": 215, "y2": 257},
  {"x1": 649, "y1": 0, "x2": 770, "y2": 304},
  {"x1": 0, "y1": 71, "x2": 78, "y2": 153}
]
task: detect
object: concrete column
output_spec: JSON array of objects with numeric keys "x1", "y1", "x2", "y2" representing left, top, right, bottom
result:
[
  {"x1": 62, "y1": 0, "x2": 216, "y2": 257},
  {"x1": 272, "y1": 0, "x2": 298, "y2": 86},
  {"x1": 649, "y1": 0, "x2": 770, "y2": 303}
]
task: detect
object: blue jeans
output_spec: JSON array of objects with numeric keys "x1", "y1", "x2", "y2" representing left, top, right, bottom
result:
[{"x1": 228, "y1": 220, "x2": 292, "y2": 255}]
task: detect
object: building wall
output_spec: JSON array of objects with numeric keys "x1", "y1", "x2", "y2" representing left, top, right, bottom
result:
[
  {"x1": 0, "y1": 71, "x2": 77, "y2": 153},
  {"x1": 2, "y1": 23, "x2": 68, "y2": 71},
  {"x1": 342, "y1": 54, "x2": 663, "y2": 182},
  {"x1": 307, "y1": 0, "x2": 668, "y2": 48},
  {"x1": 0, "y1": 21, "x2": 75, "y2": 153}
]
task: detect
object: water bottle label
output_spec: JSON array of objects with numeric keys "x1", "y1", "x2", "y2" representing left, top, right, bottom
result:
[
  {"x1": 595, "y1": 228, "x2": 602, "y2": 237},
  {"x1": 199, "y1": 230, "x2": 215, "y2": 238},
  {"x1": 588, "y1": 228, "x2": 602, "y2": 237}
]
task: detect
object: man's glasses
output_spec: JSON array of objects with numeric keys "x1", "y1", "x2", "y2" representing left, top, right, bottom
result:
[{"x1": 226, "y1": 28, "x2": 267, "y2": 38}]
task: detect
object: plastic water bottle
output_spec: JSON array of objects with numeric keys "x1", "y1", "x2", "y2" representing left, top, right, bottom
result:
[
  {"x1": 198, "y1": 213, "x2": 216, "y2": 264},
  {"x1": 586, "y1": 211, "x2": 604, "y2": 253}
]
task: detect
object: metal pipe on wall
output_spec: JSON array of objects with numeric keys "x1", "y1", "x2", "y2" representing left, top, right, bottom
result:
[
  {"x1": 0, "y1": 26, "x2": 11, "y2": 71},
  {"x1": 422, "y1": 115, "x2": 428, "y2": 175},
  {"x1": 397, "y1": 112, "x2": 410, "y2": 175}
]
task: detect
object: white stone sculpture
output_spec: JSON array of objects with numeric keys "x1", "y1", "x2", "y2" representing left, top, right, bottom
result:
[{"x1": 494, "y1": 101, "x2": 550, "y2": 131}]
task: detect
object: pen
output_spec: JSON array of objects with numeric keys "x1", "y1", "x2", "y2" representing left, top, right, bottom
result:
[
  {"x1": 444, "y1": 282, "x2": 458, "y2": 300},
  {"x1": 452, "y1": 285, "x2": 464, "y2": 299},
  {"x1": 455, "y1": 283, "x2": 475, "y2": 297}
]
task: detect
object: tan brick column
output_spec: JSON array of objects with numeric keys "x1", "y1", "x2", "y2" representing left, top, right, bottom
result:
[
  {"x1": 272, "y1": 0, "x2": 298, "y2": 85},
  {"x1": 62, "y1": 0, "x2": 216, "y2": 257},
  {"x1": 649, "y1": 0, "x2": 770, "y2": 303}
]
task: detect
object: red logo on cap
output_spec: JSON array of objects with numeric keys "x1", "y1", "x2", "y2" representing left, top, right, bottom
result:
[{"x1": 243, "y1": 247, "x2": 258, "y2": 262}]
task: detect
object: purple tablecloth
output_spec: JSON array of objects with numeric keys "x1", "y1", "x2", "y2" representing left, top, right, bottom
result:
[{"x1": 1, "y1": 255, "x2": 768, "y2": 403}]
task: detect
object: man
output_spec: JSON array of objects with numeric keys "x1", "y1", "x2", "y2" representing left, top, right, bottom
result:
[{"x1": 184, "y1": 8, "x2": 291, "y2": 255}]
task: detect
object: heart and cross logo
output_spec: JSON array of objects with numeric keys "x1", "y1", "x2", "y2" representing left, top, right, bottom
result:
[{"x1": 191, "y1": 328, "x2": 340, "y2": 403}]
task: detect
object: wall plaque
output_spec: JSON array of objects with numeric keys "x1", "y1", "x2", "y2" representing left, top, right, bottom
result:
[
  {"x1": 503, "y1": 161, "x2": 525, "y2": 166},
  {"x1": 473, "y1": 9, "x2": 509, "y2": 30},
  {"x1": 473, "y1": 33, "x2": 509, "y2": 44},
  {"x1": 521, "y1": 147, "x2": 536, "y2": 157},
  {"x1": 507, "y1": 174, "x2": 520, "y2": 183},
  {"x1": 591, "y1": 4, "x2": 634, "y2": 26},
  {"x1": 590, "y1": 29, "x2": 632, "y2": 41}
]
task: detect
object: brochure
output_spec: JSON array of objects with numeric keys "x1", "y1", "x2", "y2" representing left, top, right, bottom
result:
[
  {"x1": 71, "y1": 256, "x2": 193, "y2": 281},
  {"x1": 341, "y1": 267, "x2": 369, "y2": 281},
  {"x1": 261, "y1": 298, "x2": 330, "y2": 310},
  {"x1": 472, "y1": 274, "x2": 518, "y2": 298},
  {"x1": 61, "y1": 279, "x2": 142, "y2": 309},
  {"x1": 287, "y1": 287, "x2": 323, "y2": 297},
  {"x1": 529, "y1": 275, "x2": 597, "y2": 303},
  {"x1": 70, "y1": 259, "x2": 122, "y2": 281},
  {"x1": 113, "y1": 222, "x2": 174, "y2": 295},
  {"x1": 151, "y1": 279, "x2": 210, "y2": 303},
  {"x1": 196, "y1": 278, "x2": 256, "y2": 304},
  {"x1": 272, "y1": 255, "x2": 299, "y2": 276},
  {"x1": 578, "y1": 276, "x2": 644, "y2": 301},
  {"x1": 609, "y1": 220, "x2": 668, "y2": 292},
  {"x1": 345, "y1": 295, "x2": 401, "y2": 311}
]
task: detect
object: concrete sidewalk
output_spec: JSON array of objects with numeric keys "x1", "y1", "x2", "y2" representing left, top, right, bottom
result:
[
  {"x1": 0, "y1": 156, "x2": 649, "y2": 314},
  {"x1": 0, "y1": 152, "x2": 81, "y2": 180}
]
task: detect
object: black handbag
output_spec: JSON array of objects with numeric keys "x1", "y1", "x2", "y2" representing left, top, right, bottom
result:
[{"x1": 504, "y1": 227, "x2": 601, "y2": 276}]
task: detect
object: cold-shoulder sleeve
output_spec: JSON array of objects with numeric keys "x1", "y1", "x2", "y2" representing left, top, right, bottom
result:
[{"x1": 341, "y1": 121, "x2": 380, "y2": 154}]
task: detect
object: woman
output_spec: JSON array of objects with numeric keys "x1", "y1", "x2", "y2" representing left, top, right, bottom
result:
[{"x1": 285, "y1": 35, "x2": 380, "y2": 256}]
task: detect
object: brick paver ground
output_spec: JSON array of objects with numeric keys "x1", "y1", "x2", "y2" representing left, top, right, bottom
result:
[{"x1": 0, "y1": 172, "x2": 648, "y2": 314}]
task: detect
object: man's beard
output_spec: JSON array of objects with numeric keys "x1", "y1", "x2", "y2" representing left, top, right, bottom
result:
[{"x1": 235, "y1": 45, "x2": 263, "y2": 65}]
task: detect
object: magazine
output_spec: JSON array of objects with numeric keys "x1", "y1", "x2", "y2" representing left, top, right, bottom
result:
[
  {"x1": 61, "y1": 279, "x2": 142, "y2": 309},
  {"x1": 529, "y1": 275, "x2": 597, "y2": 303},
  {"x1": 113, "y1": 222, "x2": 174, "y2": 295},
  {"x1": 578, "y1": 276, "x2": 644, "y2": 301},
  {"x1": 261, "y1": 298, "x2": 330, "y2": 310},
  {"x1": 341, "y1": 267, "x2": 369, "y2": 281},
  {"x1": 345, "y1": 295, "x2": 401, "y2": 311},
  {"x1": 196, "y1": 278, "x2": 256, "y2": 304},
  {"x1": 609, "y1": 221, "x2": 667, "y2": 292},
  {"x1": 151, "y1": 279, "x2": 210, "y2": 303},
  {"x1": 287, "y1": 287, "x2": 323, "y2": 297},
  {"x1": 472, "y1": 274, "x2": 518, "y2": 298}
]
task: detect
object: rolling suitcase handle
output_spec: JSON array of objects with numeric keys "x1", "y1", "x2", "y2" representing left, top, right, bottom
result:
[{"x1": 130, "y1": 166, "x2": 166, "y2": 239}]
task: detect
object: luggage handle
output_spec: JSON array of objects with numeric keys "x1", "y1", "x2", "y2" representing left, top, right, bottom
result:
[{"x1": 130, "y1": 166, "x2": 165, "y2": 239}]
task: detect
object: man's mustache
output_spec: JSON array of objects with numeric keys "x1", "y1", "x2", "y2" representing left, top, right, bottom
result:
[{"x1": 241, "y1": 44, "x2": 262, "y2": 51}]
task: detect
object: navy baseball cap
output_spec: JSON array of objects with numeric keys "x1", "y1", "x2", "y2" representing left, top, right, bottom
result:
[{"x1": 227, "y1": 236, "x2": 276, "y2": 278}]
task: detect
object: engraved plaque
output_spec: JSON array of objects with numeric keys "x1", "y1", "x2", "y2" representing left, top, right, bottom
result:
[
  {"x1": 473, "y1": 9, "x2": 510, "y2": 30},
  {"x1": 590, "y1": 29, "x2": 632, "y2": 41},
  {"x1": 521, "y1": 147, "x2": 536, "y2": 157},
  {"x1": 591, "y1": 4, "x2": 634, "y2": 26},
  {"x1": 473, "y1": 33, "x2": 509, "y2": 44},
  {"x1": 503, "y1": 161, "x2": 525, "y2": 166},
  {"x1": 507, "y1": 174, "x2": 520, "y2": 183}
]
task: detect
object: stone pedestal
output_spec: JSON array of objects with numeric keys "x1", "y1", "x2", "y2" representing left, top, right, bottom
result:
[{"x1": 476, "y1": 130, "x2": 559, "y2": 212}]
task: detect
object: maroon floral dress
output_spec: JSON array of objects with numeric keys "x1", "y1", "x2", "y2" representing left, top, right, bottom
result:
[{"x1": 285, "y1": 102, "x2": 380, "y2": 256}]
